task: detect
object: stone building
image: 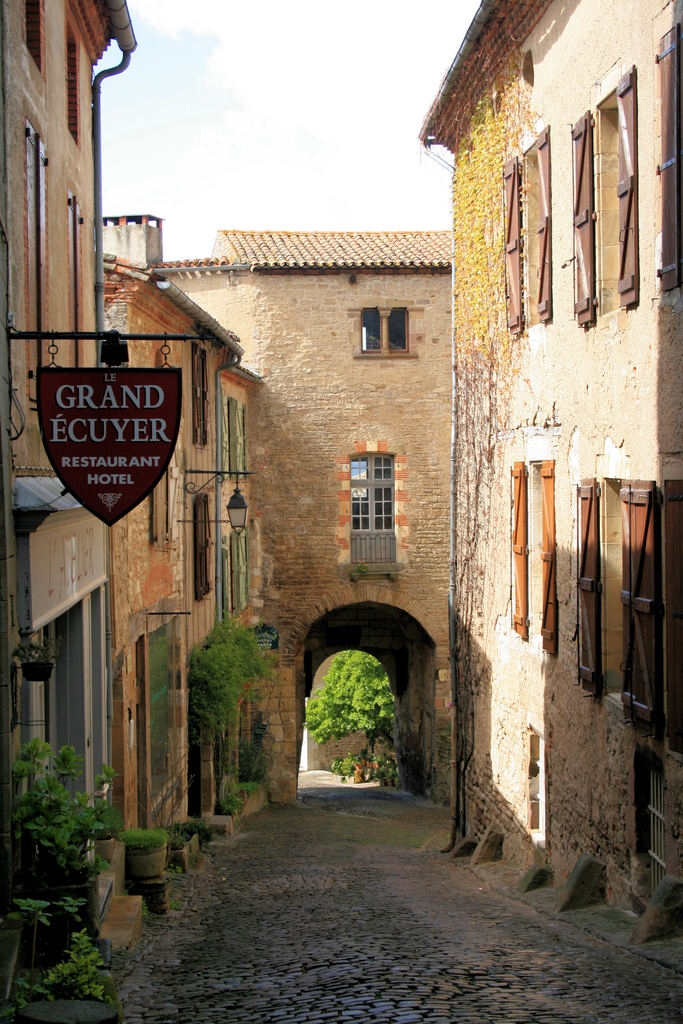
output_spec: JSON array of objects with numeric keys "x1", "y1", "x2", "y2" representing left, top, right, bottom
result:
[
  {"x1": 422, "y1": 0, "x2": 683, "y2": 906},
  {"x1": 102, "y1": 216, "x2": 251, "y2": 827},
  {"x1": 0, "y1": 0, "x2": 136, "y2": 911},
  {"x1": 158, "y1": 231, "x2": 454, "y2": 803}
]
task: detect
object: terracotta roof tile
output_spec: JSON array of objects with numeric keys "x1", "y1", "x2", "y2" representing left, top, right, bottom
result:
[{"x1": 157, "y1": 231, "x2": 451, "y2": 270}]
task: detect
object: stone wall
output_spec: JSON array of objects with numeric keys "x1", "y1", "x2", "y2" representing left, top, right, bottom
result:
[{"x1": 173, "y1": 258, "x2": 454, "y2": 803}]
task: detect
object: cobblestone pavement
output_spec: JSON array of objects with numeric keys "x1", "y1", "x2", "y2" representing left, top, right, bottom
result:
[{"x1": 113, "y1": 774, "x2": 683, "y2": 1024}]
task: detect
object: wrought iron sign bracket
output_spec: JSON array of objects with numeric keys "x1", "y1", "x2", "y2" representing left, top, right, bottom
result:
[{"x1": 184, "y1": 469, "x2": 251, "y2": 496}]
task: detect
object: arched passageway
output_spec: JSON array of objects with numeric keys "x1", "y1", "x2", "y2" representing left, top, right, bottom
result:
[{"x1": 298, "y1": 602, "x2": 438, "y2": 797}]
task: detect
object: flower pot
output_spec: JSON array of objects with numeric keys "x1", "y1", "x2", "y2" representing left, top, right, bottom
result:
[
  {"x1": 20, "y1": 661, "x2": 54, "y2": 681},
  {"x1": 125, "y1": 844, "x2": 167, "y2": 881}
]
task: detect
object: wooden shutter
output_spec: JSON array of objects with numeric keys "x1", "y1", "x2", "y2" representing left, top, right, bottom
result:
[
  {"x1": 26, "y1": 122, "x2": 47, "y2": 336},
  {"x1": 572, "y1": 113, "x2": 596, "y2": 326},
  {"x1": 228, "y1": 398, "x2": 247, "y2": 474},
  {"x1": 621, "y1": 482, "x2": 662, "y2": 727},
  {"x1": 665, "y1": 482, "x2": 683, "y2": 753},
  {"x1": 536, "y1": 127, "x2": 553, "y2": 323},
  {"x1": 192, "y1": 344, "x2": 208, "y2": 446},
  {"x1": 617, "y1": 67, "x2": 639, "y2": 307},
  {"x1": 577, "y1": 480, "x2": 602, "y2": 694},
  {"x1": 231, "y1": 529, "x2": 249, "y2": 612},
  {"x1": 194, "y1": 492, "x2": 211, "y2": 599},
  {"x1": 504, "y1": 158, "x2": 523, "y2": 334},
  {"x1": 658, "y1": 27, "x2": 680, "y2": 291},
  {"x1": 540, "y1": 461, "x2": 557, "y2": 654},
  {"x1": 512, "y1": 462, "x2": 529, "y2": 639},
  {"x1": 67, "y1": 193, "x2": 81, "y2": 334}
]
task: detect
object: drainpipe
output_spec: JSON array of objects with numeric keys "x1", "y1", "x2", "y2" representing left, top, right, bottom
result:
[
  {"x1": 93, "y1": 2, "x2": 137, "y2": 333},
  {"x1": 215, "y1": 355, "x2": 242, "y2": 621},
  {"x1": 91, "y1": 2, "x2": 136, "y2": 771}
]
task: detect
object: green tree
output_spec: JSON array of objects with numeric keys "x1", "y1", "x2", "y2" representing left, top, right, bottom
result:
[{"x1": 305, "y1": 650, "x2": 394, "y2": 752}]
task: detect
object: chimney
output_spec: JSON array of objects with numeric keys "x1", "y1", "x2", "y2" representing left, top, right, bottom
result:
[{"x1": 102, "y1": 214, "x2": 163, "y2": 266}]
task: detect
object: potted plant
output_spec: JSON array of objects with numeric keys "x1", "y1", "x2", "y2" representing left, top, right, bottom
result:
[
  {"x1": 119, "y1": 827, "x2": 168, "y2": 881},
  {"x1": 91, "y1": 801, "x2": 124, "y2": 862},
  {"x1": 12, "y1": 740, "x2": 116, "y2": 962},
  {"x1": 13, "y1": 635, "x2": 61, "y2": 681}
]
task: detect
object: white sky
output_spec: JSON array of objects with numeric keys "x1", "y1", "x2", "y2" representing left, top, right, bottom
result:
[{"x1": 98, "y1": 0, "x2": 481, "y2": 262}]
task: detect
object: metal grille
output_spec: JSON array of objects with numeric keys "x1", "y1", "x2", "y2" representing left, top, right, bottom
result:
[
  {"x1": 351, "y1": 533, "x2": 396, "y2": 564},
  {"x1": 648, "y1": 768, "x2": 666, "y2": 893}
]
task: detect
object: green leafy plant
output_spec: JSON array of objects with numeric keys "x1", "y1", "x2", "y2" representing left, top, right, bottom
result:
[
  {"x1": 12, "y1": 740, "x2": 115, "y2": 888},
  {"x1": 118, "y1": 827, "x2": 168, "y2": 851},
  {"x1": 13, "y1": 634, "x2": 61, "y2": 664},
  {"x1": 188, "y1": 618, "x2": 275, "y2": 745},
  {"x1": 169, "y1": 818, "x2": 216, "y2": 849},
  {"x1": 91, "y1": 800, "x2": 123, "y2": 840},
  {"x1": 36, "y1": 930, "x2": 113, "y2": 1004},
  {"x1": 331, "y1": 752, "x2": 357, "y2": 779},
  {"x1": 238, "y1": 739, "x2": 267, "y2": 784}
]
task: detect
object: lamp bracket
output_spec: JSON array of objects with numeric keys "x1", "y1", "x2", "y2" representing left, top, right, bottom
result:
[{"x1": 184, "y1": 469, "x2": 251, "y2": 495}]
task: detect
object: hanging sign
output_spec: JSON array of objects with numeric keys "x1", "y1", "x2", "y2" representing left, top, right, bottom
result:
[{"x1": 37, "y1": 367, "x2": 182, "y2": 526}]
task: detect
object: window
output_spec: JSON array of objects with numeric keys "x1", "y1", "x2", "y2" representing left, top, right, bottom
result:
[
  {"x1": 25, "y1": 0, "x2": 44, "y2": 70},
  {"x1": 512, "y1": 461, "x2": 556, "y2": 650},
  {"x1": 350, "y1": 454, "x2": 396, "y2": 563},
  {"x1": 595, "y1": 71, "x2": 639, "y2": 314},
  {"x1": 193, "y1": 492, "x2": 211, "y2": 599},
  {"x1": 66, "y1": 26, "x2": 79, "y2": 144},
  {"x1": 191, "y1": 344, "x2": 208, "y2": 446},
  {"x1": 658, "y1": 26, "x2": 681, "y2": 290},
  {"x1": 528, "y1": 729, "x2": 545, "y2": 840},
  {"x1": 504, "y1": 128, "x2": 553, "y2": 334},
  {"x1": 361, "y1": 309, "x2": 408, "y2": 353},
  {"x1": 601, "y1": 480, "x2": 623, "y2": 693}
]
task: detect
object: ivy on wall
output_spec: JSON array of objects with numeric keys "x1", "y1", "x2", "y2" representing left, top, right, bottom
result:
[{"x1": 449, "y1": 57, "x2": 536, "y2": 837}]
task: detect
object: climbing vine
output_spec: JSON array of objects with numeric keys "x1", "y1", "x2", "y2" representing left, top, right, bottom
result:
[{"x1": 449, "y1": 58, "x2": 536, "y2": 837}]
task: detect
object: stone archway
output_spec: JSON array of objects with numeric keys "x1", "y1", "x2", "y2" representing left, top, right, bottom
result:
[{"x1": 299, "y1": 601, "x2": 438, "y2": 797}]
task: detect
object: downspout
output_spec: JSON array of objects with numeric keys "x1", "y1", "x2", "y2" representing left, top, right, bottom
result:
[
  {"x1": 215, "y1": 355, "x2": 241, "y2": 622},
  {"x1": 91, "y1": 3, "x2": 136, "y2": 769}
]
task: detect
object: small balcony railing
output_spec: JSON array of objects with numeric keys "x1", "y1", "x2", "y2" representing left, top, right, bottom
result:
[{"x1": 350, "y1": 532, "x2": 396, "y2": 564}]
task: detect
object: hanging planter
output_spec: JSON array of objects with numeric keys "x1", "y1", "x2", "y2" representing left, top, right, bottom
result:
[{"x1": 14, "y1": 635, "x2": 61, "y2": 681}]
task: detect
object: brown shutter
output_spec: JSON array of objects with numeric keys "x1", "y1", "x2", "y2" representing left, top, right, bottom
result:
[
  {"x1": 658, "y1": 28, "x2": 680, "y2": 291},
  {"x1": 617, "y1": 67, "x2": 639, "y2": 307},
  {"x1": 512, "y1": 462, "x2": 529, "y2": 639},
  {"x1": 621, "y1": 482, "x2": 662, "y2": 727},
  {"x1": 194, "y1": 492, "x2": 211, "y2": 599},
  {"x1": 67, "y1": 193, "x2": 81, "y2": 335},
  {"x1": 665, "y1": 482, "x2": 683, "y2": 753},
  {"x1": 536, "y1": 127, "x2": 553, "y2": 323},
  {"x1": 577, "y1": 480, "x2": 602, "y2": 694},
  {"x1": 572, "y1": 113, "x2": 596, "y2": 326},
  {"x1": 541, "y1": 461, "x2": 557, "y2": 653},
  {"x1": 26, "y1": 122, "x2": 47, "y2": 336},
  {"x1": 192, "y1": 344, "x2": 208, "y2": 446},
  {"x1": 504, "y1": 158, "x2": 523, "y2": 334}
]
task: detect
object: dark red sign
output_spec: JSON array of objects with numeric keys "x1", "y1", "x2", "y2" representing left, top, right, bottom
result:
[{"x1": 37, "y1": 367, "x2": 182, "y2": 526}]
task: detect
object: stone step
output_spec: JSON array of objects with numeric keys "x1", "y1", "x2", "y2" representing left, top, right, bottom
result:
[{"x1": 98, "y1": 895, "x2": 142, "y2": 951}]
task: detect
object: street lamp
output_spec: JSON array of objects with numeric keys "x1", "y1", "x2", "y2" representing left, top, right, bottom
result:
[{"x1": 226, "y1": 486, "x2": 248, "y2": 532}]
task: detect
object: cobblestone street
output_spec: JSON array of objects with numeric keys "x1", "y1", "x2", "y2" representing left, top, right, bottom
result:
[{"x1": 113, "y1": 774, "x2": 683, "y2": 1024}]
